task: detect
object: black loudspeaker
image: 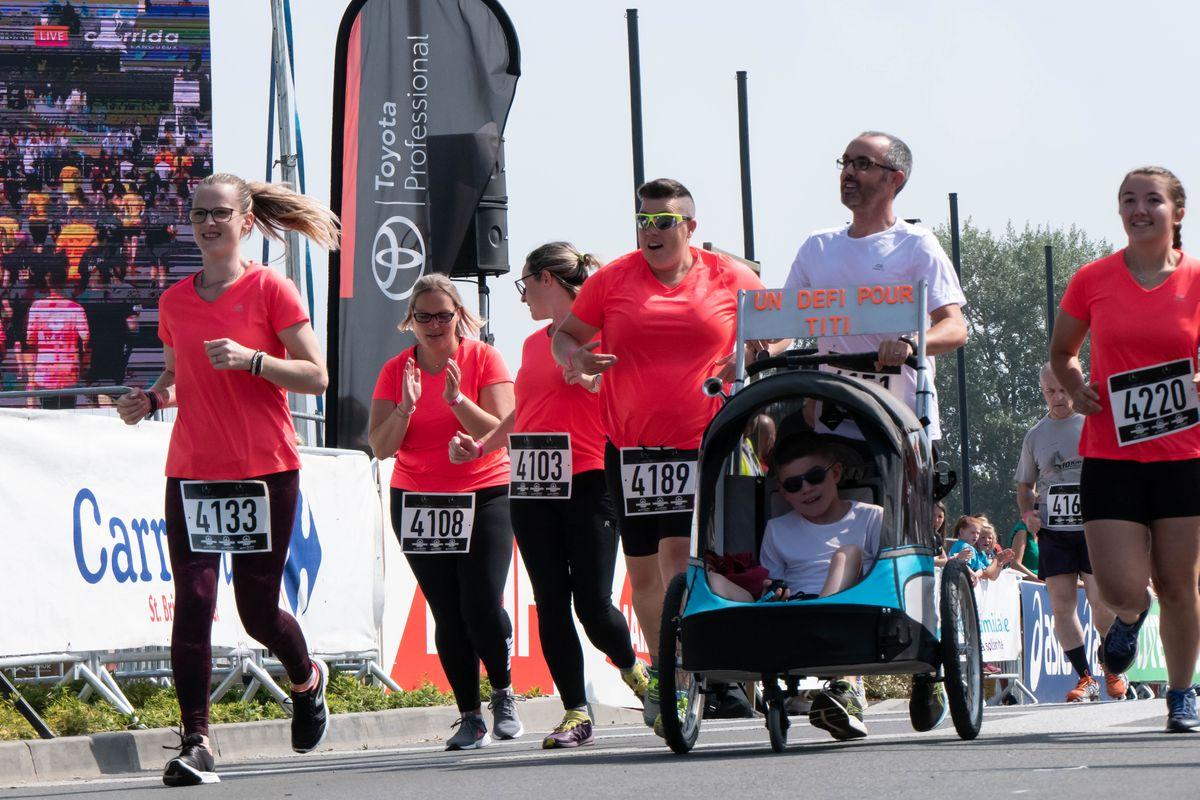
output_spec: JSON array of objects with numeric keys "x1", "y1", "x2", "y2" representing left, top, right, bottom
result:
[{"x1": 451, "y1": 143, "x2": 509, "y2": 277}]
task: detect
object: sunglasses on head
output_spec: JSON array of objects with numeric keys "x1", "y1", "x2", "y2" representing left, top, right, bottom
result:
[
  {"x1": 635, "y1": 212, "x2": 691, "y2": 231},
  {"x1": 412, "y1": 311, "x2": 455, "y2": 324},
  {"x1": 779, "y1": 464, "x2": 835, "y2": 493}
]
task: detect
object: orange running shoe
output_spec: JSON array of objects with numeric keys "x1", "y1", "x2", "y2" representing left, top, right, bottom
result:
[
  {"x1": 1066, "y1": 675, "x2": 1100, "y2": 703},
  {"x1": 1106, "y1": 672, "x2": 1129, "y2": 700}
]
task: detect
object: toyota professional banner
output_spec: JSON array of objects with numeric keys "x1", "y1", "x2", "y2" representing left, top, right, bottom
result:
[
  {"x1": 0, "y1": 0, "x2": 213, "y2": 407},
  {"x1": 327, "y1": 0, "x2": 520, "y2": 449}
]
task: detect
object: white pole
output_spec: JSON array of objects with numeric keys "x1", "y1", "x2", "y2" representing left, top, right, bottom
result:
[{"x1": 269, "y1": 0, "x2": 309, "y2": 434}]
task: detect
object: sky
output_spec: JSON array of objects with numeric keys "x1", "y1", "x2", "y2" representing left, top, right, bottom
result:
[{"x1": 211, "y1": 0, "x2": 1197, "y2": 375}]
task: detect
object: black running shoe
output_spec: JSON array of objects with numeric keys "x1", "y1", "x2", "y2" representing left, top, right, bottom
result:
[
  {"x1": 162, "y1": 731, "x2": 219, "y2": 787},
  {"x1": 1166, "y1": 688, "x2": 1200, "y2": 733},
  {"x1": 1101, "y1": 600, "x2": 1150, "y2": 676},
  {"x1": 291, "y1": 657, "x2": 330, "y2": 753}
]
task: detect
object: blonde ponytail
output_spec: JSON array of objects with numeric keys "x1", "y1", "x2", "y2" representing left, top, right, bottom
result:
[{"x1": 199, "y1": 173, "x2": 341, "y2": 251}]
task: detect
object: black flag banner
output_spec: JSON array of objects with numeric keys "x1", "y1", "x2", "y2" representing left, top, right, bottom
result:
[{"x1": 328, "y1": 0, "x2": 519, "y2": 449}]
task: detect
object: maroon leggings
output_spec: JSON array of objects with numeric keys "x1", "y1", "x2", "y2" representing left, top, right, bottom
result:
[{"x1": 165, "y1": 470, "x2": 311, "y2": 736}]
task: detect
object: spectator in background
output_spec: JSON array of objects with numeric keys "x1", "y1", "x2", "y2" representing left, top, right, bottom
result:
[
  {"x1": 932, "y1": 500, "x2": 950, "y2": 568},
  {"x1": 24, "y1": 259, "x2": 88, "y2": 408},
  {"x1": 947, "y1": 515, "x2": 1014, "y2": 582},
  {"x1": 1006, "y1": 519, "x2": 1040, "y2": 581},
  {"x1": 1016, "y1": 362, "x2": 1121, "y2": 701}
]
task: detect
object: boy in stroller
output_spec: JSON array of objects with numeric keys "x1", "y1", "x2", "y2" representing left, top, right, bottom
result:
[{"x1": 709, "y1": 432, "x2": 883, "y2": 739}]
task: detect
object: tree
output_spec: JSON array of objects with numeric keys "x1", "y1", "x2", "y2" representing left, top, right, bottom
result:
[{"x1": 932, "y1": 221, "x2": 1111, "y2": 530}]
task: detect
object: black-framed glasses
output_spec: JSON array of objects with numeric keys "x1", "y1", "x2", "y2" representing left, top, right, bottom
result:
[
  {"x1": 836, "y1": 156, "x2": 898, "y2": 173},
  {"x1": 779, "y1": 464, "x2": 835, "y2": 493},
  {"x1": 189, "y1": 206, "x2": 235, "y2": 224},
  {"x1": 413, "y1": 311, "x2": 456, "y2": 324},
  {"x1": 635, "y1": 212, "x2": 691, "y2": 231},
  {"x1": 516, "y1": 270, "x2": 572, "y2": 297}
]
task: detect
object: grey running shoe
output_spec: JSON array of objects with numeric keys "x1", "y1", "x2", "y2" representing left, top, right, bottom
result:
[
  {"x1": 809, "y1": 679, "x2": 868, "y2": 740},
  {"x1": 162, "y1": 731, "x2": 219, "y2": 786},
  {"x1": 446, "y1": 712, "x2": 491, "y2": 750},
  {"x1": 1166, "y1": 689, "x2": 1200, "y2": 733},
  {"x1": 488, "y1": 687, "x2": 524, "y2": 740},
  {"x1": 291, "y1": 657, "x2": 329, "y2": 753}
]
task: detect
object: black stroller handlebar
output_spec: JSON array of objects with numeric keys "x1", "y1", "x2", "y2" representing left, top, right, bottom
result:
[{"x1": 744, "y1": 350, "x2": 920, "y2": 378}]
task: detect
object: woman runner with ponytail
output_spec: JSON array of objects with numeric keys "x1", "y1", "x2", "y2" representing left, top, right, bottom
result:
[
  {"x1": 450, "y1": 243, "x2": 650, "y2": 749},
  {"x1": 116, "y1": 174, "x2": 339, "y2": 786},
  {"x1": 1051, "y1": 166, "x2": 1200, "y2": 732}
]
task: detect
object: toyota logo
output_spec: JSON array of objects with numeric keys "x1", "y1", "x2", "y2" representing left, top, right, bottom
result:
[{"x1": 372, "y1": 215, "x2": 425, "y2": 300}]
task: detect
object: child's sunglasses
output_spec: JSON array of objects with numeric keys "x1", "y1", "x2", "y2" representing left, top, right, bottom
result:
[{"x1": 779, "y1": 464, "x2": 835, "y2": 493}]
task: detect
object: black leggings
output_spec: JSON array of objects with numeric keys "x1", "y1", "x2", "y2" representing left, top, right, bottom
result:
[
  {"x1": 511, "y1": 470, "x2": 636, "y2": 710},
  {"x1": 165, "y1": 470, "x2": 311, "y2": 736},
  {"x1": 393, "y1": 484, "x2": 513, "y2": 712}
]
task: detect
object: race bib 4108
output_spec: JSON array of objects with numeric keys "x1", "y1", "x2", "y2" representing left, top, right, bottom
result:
[{"x1": 400, "y1": 493, "x2": 475, "y2": 554}]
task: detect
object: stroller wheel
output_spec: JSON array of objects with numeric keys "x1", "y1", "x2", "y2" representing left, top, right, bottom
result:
[
  {"x1": 940, "y1": 560, "x2": 983, "y2": 740},
  {"x1": 766, "y1": 700, "x2": 788, "y2": 753},
  {"x1": 658, "y1": 572, "x2": 703, "y2": 753}
]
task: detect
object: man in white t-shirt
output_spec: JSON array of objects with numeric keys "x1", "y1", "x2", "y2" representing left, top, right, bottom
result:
[{"x1": 785, "y1": 131, "x2": 968, "y2": 440}]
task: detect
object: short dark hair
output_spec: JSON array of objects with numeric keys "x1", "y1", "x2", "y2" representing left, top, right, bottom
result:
[
  {"x1": 637, "y1": 178, "x2": 693, "y2": 206},
  {"x1": 859, "y1": 131, "x2": 912, "y2": 194},
  {"x1": 771, "y1": 433, "x2": 838, "y2": 472}
]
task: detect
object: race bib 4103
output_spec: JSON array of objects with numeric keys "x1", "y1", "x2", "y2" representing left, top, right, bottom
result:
[{"x1": 509, "y1": 433, "x2": 572, "y2": 499}]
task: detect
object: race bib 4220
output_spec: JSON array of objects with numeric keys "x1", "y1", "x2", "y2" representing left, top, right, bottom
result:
[{"x1": 1108, "y1": 359, "x2": 1200, "y2": 446}]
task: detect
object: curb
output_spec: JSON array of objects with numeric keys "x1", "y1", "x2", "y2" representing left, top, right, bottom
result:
[{"x1": 0, "y1": 698, "x2": 644, "y2": 786}]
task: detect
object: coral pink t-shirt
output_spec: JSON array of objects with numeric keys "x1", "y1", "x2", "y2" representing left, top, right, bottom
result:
[
  {"x1": 1060, "y1": 249, "x2": 1200, "y2": 462},
  {"x1": 159, "y1": 264, "x2": 309, "y2": 479},
  {"x1": 514, "y1": 325, "x2": 605, "y2": 475},
  {"x1": 26, "y1": 296, "x2": 88, "y2": 389},
  {"x1": 571, "y1": 247, "x2": 764, "y2": 449},
  {"x1": 374, "y1": 337, "x2": 512, "y2": 492}
]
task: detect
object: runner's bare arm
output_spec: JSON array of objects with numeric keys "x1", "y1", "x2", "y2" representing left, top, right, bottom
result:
[
  {"x1": 881, "y1": 303, "x2": 967, "y2": 367},
  {"x1": 1008, "y1": 529, "x2": 1039, "y2": 581},
  {"x1": 1049, "y1": 310, "x2": 1101, "y2": 415},
  {"x1": 551, "y1": 313, "x2": 616, "y2": 373},
  {"x1": 258, "y1": 321, "x2": 328, "y2": 395},
  {"x1": 117, "y1": 345, "x2": 177, "y2": 425},
  {"x1": 447, "y1": 379, "x2": 514, "y2": 440},
  {"x1": 1016, "y1": 482, "x2": 1041, "y2": 533},
  {"x1": 448, "y1": 411, "x2": 515, "y2": 464},
  {"x1": 476, "y1": 411, "x2": 515, "y2": 456},
  {"x1": 369, "y1": 397, "x2": 412, "y2": 460}
]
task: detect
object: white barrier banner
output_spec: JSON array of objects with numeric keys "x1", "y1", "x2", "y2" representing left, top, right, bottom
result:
[
  {"x1": 0, "y1": 410, "x2": 380, "y2": 657},
  {"x1": 974, "y1": 569, "x2": 1022, "y2": 662}
]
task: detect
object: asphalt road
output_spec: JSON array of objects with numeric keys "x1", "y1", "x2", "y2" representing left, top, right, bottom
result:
[{"x1": 3, "y1": 700, "x2": 1195, "y2": 800}]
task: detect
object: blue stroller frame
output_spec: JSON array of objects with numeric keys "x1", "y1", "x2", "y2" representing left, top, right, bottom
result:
[{"x1": 656, "y1": 281, "x2": 983, "y2": 753}]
